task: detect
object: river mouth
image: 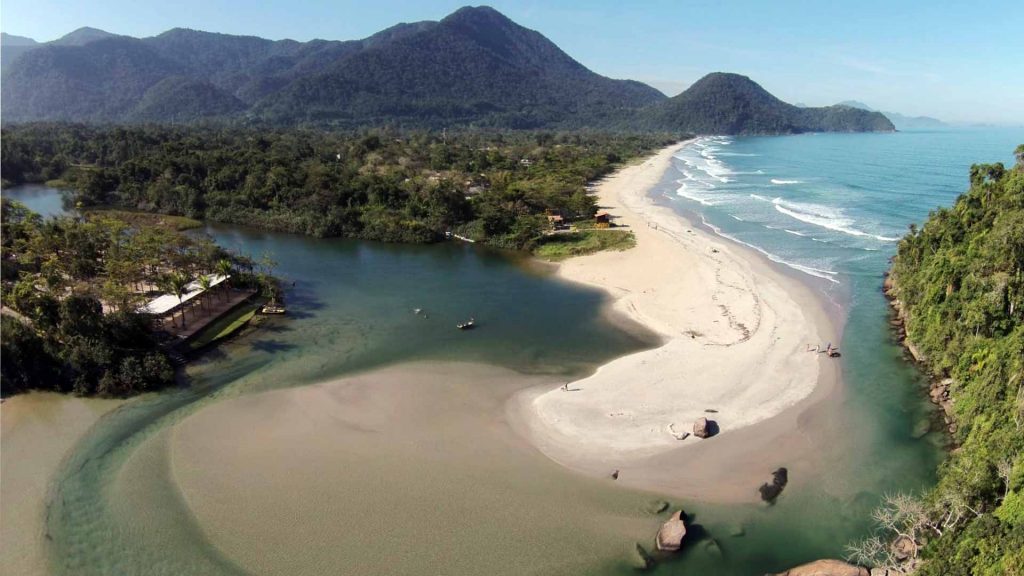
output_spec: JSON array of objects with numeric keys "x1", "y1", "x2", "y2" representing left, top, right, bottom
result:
[{"x1": 3, "y1": 142, "x2": 952, "y2": 576}]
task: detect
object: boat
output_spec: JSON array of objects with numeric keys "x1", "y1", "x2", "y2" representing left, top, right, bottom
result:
[
  {"x1": 262, "y1": 299, "x2": 286, "y2": 315},
  {"x1": 456, "y1": 317, "x2": 475, "y2": 330}
]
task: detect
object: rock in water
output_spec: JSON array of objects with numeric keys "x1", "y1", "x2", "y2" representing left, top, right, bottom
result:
[
  {"x1": 759, "y1": 467, "x2": 789, "y2": 503},
  {"x1": 655, "y1": 510, "x2": 687, "y2": 552},
  {"x1": 693, "y1": 417, "x2": 710, "y2": 438},
  {"x1": 768, "y1": 559, "x2": 869, "y2": 576}
]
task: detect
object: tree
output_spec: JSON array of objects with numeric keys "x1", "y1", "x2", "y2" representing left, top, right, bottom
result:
[
  {"x1": 197, "y1": 274, "x2": 212, "y2": 314},
  {"x1": 162, "y1": 272, "x2": 190, "y2": 328},
  {"x1": 215, "y1": 259, "x2": 233, "y2": 302}
]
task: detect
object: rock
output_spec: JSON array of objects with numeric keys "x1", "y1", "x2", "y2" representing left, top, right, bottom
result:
[
  {"x1": 655, "y1": 510, "x2": 687, "y2": 552},
  {"x1": 758, "y1": 467, "x2": 789, "y2": 504},
  {"x1": 892, "y1": 535, "x2": 916, "y2": 561},
  {"x1": 632, "y1": 542, "x2": 655, "y2": 571},
  {"x1": 768, "y1": 559, "x2": 869, "y2": 576},
  {"x1": 611, "y1": 469, "x2": 620, "y2": 480},
  {"x1": 694, "y1": 417, "x2": 712, "y2": 438}
]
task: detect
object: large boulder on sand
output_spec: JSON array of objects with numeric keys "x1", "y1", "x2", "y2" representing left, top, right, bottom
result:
[
  {"x1": 655, "y1": 510, "x2": 687, "y2": 552},
  {"x1": 768, "y1": 559, "x2": 869, "y2": 576},
  {"x1": 694, "y1": 417, "x2": 710, "y2": 438}
]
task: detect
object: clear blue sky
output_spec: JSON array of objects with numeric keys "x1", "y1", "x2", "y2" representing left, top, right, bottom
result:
[{"x1": 3, "y1": 0, "x2": 1022, "y2": 124}]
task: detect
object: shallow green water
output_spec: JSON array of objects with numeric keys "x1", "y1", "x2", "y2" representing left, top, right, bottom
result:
[{"x1": 7, "y1": 173, "x2": 944, "y2": 575}]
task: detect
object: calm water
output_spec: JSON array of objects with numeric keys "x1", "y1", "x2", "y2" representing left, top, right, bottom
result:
[{"x1": 4, "y1": 128, "x2": 1020, "y2": 575}]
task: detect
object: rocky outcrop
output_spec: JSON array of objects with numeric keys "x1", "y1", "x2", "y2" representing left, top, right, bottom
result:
[
  {"x1": 655, "y1": 510, "x2": 687, "y2": 552},
  {"x1": 768, "y1": 559, "x2": 869, "y2": 576},
  {"x1": 884, "y1": 271, "x2": 957, "y2": 436}
]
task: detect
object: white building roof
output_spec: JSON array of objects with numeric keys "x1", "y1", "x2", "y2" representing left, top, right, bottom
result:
[{"x1": 139, "y1": 273, "x2": 230, "y2": 315}]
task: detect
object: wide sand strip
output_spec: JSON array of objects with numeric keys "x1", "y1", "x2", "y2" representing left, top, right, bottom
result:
[{"x1": 521, "y1": 142, "x2": 838, "y2": 476}]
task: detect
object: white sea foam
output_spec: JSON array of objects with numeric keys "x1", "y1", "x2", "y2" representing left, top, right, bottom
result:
[
  {"x1": 772, "y1": 198, "x2": 898, "y2": 242},
  {"x1": 770, "y1": 179, "x2": 802, "y2": 185},
  {"x1": 699, "y1": 215, "x2": 839, "y2": 284},
  {"x1": 676, "y1": 184, "x2": 718, "y2": 206},
  {"x1": 783, "y1": 229, "x2": 808, "y2": 237}
]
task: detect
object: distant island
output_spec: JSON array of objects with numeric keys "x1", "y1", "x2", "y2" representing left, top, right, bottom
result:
[
  {"x1": 837, "y1": 100, "x2": 947, "y2": 130},
  {"x1": 0, "y1": 6, "x2": 892, "y2": 134}
]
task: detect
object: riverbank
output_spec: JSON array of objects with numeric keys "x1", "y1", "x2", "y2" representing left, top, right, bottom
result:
[{"x1": 516, "y1": 141, "x2": 843, "y2": 501}]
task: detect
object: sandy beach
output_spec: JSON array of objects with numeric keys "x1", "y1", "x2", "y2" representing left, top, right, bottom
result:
[{"x1": 517, "y1": 142, "x2": 842, "y2": 498}]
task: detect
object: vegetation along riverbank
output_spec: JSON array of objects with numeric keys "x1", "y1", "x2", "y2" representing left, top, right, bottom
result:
[{"x1": 0, "y1": 199, "x2": 280, "y2": 397}]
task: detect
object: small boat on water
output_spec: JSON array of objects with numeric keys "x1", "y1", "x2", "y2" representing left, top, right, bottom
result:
[
  {"x1": 456, "y1": 317, "x2": 475, "y2": 330},
  {"x1": 262, "y1": 299, "x2": 286, "y2": 314}
]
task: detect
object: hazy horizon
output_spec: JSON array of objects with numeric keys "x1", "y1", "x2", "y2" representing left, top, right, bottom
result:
[{"x1": 2, "y1": 0, "x2": 1021, "y2": 126}]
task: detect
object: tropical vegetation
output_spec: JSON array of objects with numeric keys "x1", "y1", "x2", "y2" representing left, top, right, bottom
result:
[
  {"x1": 1, "y1": 123, "x2": 676, "y2": 249},
  {"x1": 879, "y1": 145, "x2": 1024, "y2": 574},
  {"x1": 0, "y1": 199, "x2": 275, "y2": 397}
]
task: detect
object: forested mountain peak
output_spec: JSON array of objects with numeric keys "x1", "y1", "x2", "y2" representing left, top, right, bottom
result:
[
  {"x1": 52, "y1": 26, "x2": 120, "y2": 46},
  {"x1": 641, "y1": 72, "x2": 895, "y2": 134},
  {"x1": 0, "y1": 7, "x2": 895, "y2": 133},
  {"x1": 1, "y1": 32, "x2": 38, "y2": 46}
]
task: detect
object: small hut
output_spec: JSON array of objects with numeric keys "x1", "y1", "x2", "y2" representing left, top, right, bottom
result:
[{"x1": 594, "y1": 210, "x2": 611, "y2": 228}]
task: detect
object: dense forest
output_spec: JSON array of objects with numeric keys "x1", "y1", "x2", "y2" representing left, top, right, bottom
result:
[
  {"x1": 0, "y1": 200, "x2": 273, "y2": 397},
  {"x1": 885, "y1": 146, "x2": 1024, "y2": 574},
  {"x1": 0, "y1": 123, "x2": 676, "y2": 248}
]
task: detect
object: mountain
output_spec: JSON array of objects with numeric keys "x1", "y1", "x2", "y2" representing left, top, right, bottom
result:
[
  {"x1": 642, "y1": 73, "x2": 894, "y2": 134},
  {"x1": 837, "y1": 100, "x2": 946, "y2": 130},
  {"x1": 0, "y1": 6, "x2": 894, "y2": 134},
  {"x1": 50, "y1": 26, "x2": 120, "y2": 46},
  {"x1": 1, "y1": 32, "x2": 40, "y2": 69},
  {"x1": 255, "y1": 6, "x2": 664, "y2": 127}
]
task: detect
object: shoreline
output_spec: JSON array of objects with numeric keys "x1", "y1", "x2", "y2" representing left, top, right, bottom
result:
[
  {"x1": 514, "y1": 141, "x2": 846, "y2": 501},
  {"x1": 0, "y1": 393, "x2": 125, "y2": 575}
]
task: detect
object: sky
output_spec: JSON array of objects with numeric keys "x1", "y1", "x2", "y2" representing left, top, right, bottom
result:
[{"x1": 3, "y1": 0, "x2": 1022, "y2": 125}]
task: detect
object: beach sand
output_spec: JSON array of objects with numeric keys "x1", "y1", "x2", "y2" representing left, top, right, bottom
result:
[
  {"x1": 516, "y1": 142, "x2": 843, "y2": 501},
  {"x1": 168, "y1": 362, "x2": 663, "y2": 576},
  {"x1": 0, "y1": 393, "x2": 124, "y2": 575}
]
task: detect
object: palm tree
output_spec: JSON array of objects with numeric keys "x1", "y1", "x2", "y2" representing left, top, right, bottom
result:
[
  {"x1": 215, "y1": 259, "x2": 232, "y2": 302},
  {"x1": 197, "y1": 274, "x2": 212, "y2": 316},
  {"x1": 162, "y1": 271, "x2": 190, "y2": 329}
]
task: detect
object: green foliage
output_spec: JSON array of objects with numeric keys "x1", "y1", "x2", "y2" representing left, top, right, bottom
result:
[
  {"x1": 0, "y1": 200, "x2": 263, "y2": 397},
  {"x1": 532, "y1": 230, "x2": 636, "y2": 261},
  {"x1": 1, "y1": 123, "x2": 676, "y2": 250},
  {"x1": 889, "y1": 147, "x2": 1024, "y2": 575}
]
